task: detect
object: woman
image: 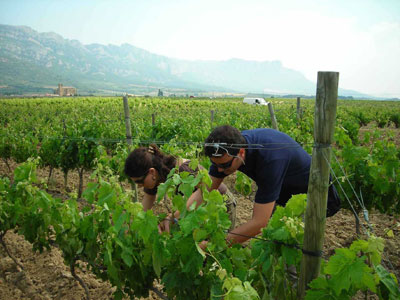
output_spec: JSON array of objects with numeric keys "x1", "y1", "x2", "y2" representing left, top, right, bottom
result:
[{"x1": 124, "y1": 144, "x2": 231, "y2": 213}]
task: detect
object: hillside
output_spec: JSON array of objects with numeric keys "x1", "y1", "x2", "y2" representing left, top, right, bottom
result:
[{"x1": 0, "y1": 24, "x2": 366, "y2": 97}]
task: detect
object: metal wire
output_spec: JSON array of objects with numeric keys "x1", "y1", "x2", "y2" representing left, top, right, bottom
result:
[
  {"x1": 225, "y1": 231, "x2": 323, "y2": 257},
  {"x1": 322, "y1": 151, "x2": 397, "y2": 273},
  {"x1": 164, "y1": 218, "x2": 322, "y2": 257},
  {"x1": 321, "y1": 151, "x2": 368, "y2": 235}
]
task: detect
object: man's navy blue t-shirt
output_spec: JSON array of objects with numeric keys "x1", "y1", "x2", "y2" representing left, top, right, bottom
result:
[{"x1": 209, "y1": 128, "x2": 311, "y2": 205}]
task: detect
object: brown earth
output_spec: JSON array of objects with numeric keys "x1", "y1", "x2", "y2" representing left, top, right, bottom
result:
[
  {"x1": 358, "y1": 123, "x2": 400, "y2": 147},
  {"x1": 0, "y1": 158, "x2": 399, "y2": 300}
]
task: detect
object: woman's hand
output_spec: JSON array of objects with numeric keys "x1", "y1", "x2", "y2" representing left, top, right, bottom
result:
[
  {"x1": 158, "y1": 215, "x2": 176, "y2": 234},
  {"x1": 158, "y1": 219, "x2": 171, "y2": 234},
  {"x1": 198, "y1": 240, "x2": 208, "y2": 251}
]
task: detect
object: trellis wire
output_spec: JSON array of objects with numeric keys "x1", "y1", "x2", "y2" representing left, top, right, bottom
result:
[{"x1": 323, "y1": 151, "x2": 397, "y2": 273}]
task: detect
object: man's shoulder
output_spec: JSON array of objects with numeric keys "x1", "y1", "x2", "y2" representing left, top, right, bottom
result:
[
  {"x1": 242, "y1": 128, "x2": 291, "y2": 146},
  {"x1": 242, "y1": 128, "x2": 283, "y2": 138},
  {"x1": 242, "y1": 128, "x2": 273, "y2": 134}
]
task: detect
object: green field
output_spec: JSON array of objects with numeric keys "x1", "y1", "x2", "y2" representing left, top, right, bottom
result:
[{"x1": 0, "y1": 96, "x2": 399, "y2": 299}]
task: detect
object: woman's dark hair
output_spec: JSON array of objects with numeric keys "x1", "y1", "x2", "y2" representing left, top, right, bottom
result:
[
  {"x1": 124, "y1": 144, "x2": 176, "y2": 182},
  {"x1": 204, "y1": 125, "x2": 247, "y2": 157}
]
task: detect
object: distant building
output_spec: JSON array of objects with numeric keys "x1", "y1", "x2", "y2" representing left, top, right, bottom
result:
[{"x1": 55, "y1": 83, "x2": 77, "y2": 96}]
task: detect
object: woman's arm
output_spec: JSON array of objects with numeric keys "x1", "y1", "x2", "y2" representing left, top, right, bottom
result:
[
  {"x1": 185, "y1": 175, "x2": 224, "y2": 210},
  {"x1": 142, "y1": 193, "x2": 156, "y2": 211},
  {"x1": 159, "y1": 176, "x2": 224, "y2": 233}
]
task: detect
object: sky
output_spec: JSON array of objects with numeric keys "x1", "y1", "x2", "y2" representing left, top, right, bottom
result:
[{"x1": 1, "y1": 0, "x2": 400, "y2": 98}]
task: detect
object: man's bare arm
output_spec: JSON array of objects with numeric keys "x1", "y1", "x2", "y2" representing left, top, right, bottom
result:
[{"x1": 227, "y1": 201, "x2": 275, "y2": 244}]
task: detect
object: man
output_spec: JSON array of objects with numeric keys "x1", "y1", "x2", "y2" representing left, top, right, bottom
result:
[{"x1": 183, "y1": 125, "x2": 341, "y2": 244}]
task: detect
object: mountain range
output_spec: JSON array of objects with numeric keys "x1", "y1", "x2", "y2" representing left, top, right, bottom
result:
[{"x1": 0, "y1": 24, "x2": 367, "y2": 97}]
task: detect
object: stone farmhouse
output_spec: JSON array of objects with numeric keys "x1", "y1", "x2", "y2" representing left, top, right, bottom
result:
[{"x1": 55, "y1": 83, "x2": 77, "y2": 96}]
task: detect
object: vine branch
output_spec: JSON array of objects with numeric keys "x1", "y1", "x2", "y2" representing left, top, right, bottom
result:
[
  {"x1": 0, "y1": 231, "x2": 24, "y2": 270},
  {"x1": 70, "y1": 259, "x2": 90, "y2": 300},
  {"x1": 150, "y1": 286, "x2": 169, "y2": 300}
]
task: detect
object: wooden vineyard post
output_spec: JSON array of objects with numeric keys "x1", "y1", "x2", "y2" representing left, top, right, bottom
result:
[
  {"x1": 151, "y1": 113, "x2": 156, "y2": 141},
  {"x1": 123, "y1": 95, "x2": 132, "y2": 146},
  {"x1": 298, "y1": 72, "x2": 339, "y2": 298},
  {"x1": 62, "y1": 119, "x2": 68, "y2": 190},
  {"x1": 122, "y1": 95, "x2": 138, "y2": 202},
  {"x1": 267, "y1": 102, "x2": 279, "y2": 130},
  {"x1": 297, "y1": 97, "x2": 301, "y2": 120}
]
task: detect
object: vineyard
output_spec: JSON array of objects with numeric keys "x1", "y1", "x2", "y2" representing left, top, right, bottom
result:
[{"x1": 0, "y1": 96, "x2": 399, "y2": 299}]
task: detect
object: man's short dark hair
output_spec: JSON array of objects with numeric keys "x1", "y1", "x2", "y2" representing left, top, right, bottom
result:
[{"x1": 204, "y1": 125, "x2": 247, "y2": 157}]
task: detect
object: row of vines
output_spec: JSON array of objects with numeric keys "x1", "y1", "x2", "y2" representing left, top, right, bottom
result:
[
  {"x1": 1, "y1": 97, "x2": 399, "y2": 214},
  {"x1": 1, "y1": 158, "x2": 399, "y2": 299}
]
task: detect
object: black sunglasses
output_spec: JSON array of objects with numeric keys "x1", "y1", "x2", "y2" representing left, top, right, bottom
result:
[
  {"x1": 133, "y1": 170, "x2": 149, "y2": 184},
  {"x1": 211, "y1": 157, "x2": 235, "y2": 170}
]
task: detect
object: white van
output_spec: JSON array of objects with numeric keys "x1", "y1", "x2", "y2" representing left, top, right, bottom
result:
[{"x1": 243, "y1": 97, "x2": 268, "y2": 106}]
